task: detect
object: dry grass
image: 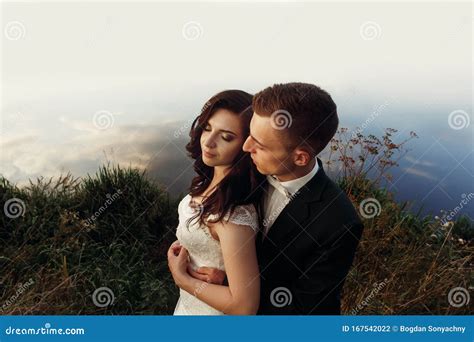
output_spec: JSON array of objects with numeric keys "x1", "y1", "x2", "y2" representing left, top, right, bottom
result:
[
  {"x1": 1, "y1": 129, "x2": 472, "y2": 315},
  {"x1": 1, "y1": 166, "x2": 179, "y2": 314}
]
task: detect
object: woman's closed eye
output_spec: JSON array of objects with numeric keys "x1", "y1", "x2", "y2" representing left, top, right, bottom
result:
[
  {"x1": 222, "y1": 134, "x2": 233, "y2": 142},
  {"x1": 204, "y1": 125, "x2": 234, "y2": 142}
]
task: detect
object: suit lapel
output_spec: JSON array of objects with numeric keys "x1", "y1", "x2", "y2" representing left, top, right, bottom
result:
[
  {"x1": 262, "y1": 157, "x2": 329, "y2": 245},
  {"x1": 264, "y1": 196, "x2": 311, "y2": 244}
]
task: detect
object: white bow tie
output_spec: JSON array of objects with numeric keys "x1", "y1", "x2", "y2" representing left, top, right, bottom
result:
[{"x1": 267, "y1": 175, "x2": 292, "y2": 199}]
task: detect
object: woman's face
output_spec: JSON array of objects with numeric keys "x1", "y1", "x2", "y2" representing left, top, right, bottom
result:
[{"x1": 200, "y1": 109, "x2": 246, "y2": 168}]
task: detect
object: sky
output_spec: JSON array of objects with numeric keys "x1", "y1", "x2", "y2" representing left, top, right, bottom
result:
[{"x1": 0, "y1": 1, "x2": 472, "y2": 216}]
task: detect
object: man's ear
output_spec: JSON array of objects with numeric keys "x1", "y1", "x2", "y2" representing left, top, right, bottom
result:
[{"x1": 293, "y1": 148, "x2": 312, "y2": 166}]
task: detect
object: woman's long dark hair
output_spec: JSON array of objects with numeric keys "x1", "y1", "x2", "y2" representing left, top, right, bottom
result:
[{"x1": 185, "y1": 90, "x2": 266, "y2": 228}]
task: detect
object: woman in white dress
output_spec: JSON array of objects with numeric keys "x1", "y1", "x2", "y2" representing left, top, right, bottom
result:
[{"x1": 167, "y1": 90, "x2": 266, "y2": 315}]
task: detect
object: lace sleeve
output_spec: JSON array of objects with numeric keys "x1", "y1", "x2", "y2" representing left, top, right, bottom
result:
[{"x1": 223, "y1": 204, "x2": 260, "y2": 232}]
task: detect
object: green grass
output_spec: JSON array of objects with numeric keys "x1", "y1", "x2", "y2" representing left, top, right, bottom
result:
[
  {"x1": 1, "y1": 165, "x2": 179, "y2": 314},
  {"x1": 1, "y1": 128, "x2": 472, "y2": 314},
  {"x1": 338, "y1": 176, "x2": 472, "y2": 315}
]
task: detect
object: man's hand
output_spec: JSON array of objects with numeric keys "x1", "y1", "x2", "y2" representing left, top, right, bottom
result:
[
  {"x1": 187, "y1": 266, "x2": 226, "y2": 285},
  {"x1": 169, "y1": 240, "x2": 182, "y2": 256},
  {"x1": 167, "y1": 240, "x2": 190, "y2": 288}
]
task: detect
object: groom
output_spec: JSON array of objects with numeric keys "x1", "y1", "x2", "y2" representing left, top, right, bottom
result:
[{"x1": 176, "y1": 82, "x2": 364, "y2": 314}]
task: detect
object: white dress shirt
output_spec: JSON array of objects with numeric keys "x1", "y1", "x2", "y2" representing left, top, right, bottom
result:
[{"x1": 262, "y1": 158, "x2": 319, "y2": 237}]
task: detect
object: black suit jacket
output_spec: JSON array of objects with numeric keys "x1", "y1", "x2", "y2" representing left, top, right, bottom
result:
[{"x1": 256, "y1": 157, "x2": 364, "y2": 315}]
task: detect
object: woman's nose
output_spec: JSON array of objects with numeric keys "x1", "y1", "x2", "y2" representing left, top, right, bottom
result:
[{"x1": 204, "y1": 135, "x2": 217, "y2": 149}]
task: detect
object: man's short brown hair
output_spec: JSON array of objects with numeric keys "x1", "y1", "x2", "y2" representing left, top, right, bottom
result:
[{"x1": 252, "y1": 82, "x2": 338, "y2": 156}]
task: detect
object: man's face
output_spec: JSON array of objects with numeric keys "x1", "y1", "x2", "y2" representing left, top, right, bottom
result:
[{"x1": 242, "y1": 113, "x2": 295, "y2": 176}]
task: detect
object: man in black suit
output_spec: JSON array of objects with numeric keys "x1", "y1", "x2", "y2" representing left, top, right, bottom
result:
[
  {"x1": 185, "y1": 82, "x2": 363, "y2": 314},
  {"x1": 252, "y1": 156, "x2": 363, "y2": 314}
]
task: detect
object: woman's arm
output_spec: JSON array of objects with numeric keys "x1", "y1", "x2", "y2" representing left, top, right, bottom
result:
[{"x1": 168, "y1": 222, "x2": 260, "y2": 315}]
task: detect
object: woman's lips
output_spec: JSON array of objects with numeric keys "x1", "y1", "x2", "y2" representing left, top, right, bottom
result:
[{"x1": 203, "y1": 150, "x2": 216, "y2": 158}]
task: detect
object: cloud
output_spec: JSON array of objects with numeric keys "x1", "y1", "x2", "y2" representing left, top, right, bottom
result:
[
  {"x1": 404, "y1": 156, "x2": 436, "y2": 167},
  {"x1": 403, "y1": 167, "x2": 438, "y2": 181},
  {"x1": 0, "y1": 120, "x2": 196, "y2": 197}
]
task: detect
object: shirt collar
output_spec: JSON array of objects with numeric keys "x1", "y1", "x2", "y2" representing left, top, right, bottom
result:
[{"x1": 267, "y1": 158, "x2": 319, "y2": 198}]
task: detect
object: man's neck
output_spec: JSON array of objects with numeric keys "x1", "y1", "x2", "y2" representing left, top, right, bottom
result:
[{"x1": 274, "y1": 158, "x2": 316, "y2": 182}]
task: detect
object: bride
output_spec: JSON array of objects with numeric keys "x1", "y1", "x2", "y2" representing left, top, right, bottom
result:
[{"x1": 167, "y1": 90, "x2": 266, "y2": 315}]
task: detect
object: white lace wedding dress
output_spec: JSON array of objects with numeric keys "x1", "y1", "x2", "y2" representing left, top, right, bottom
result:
[{"x1": 173, "y1": 194, "x2": 259, "y2": 315}]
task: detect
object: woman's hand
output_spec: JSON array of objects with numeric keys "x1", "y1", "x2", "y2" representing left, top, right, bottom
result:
[{"x1": 167, "y1": 240, "x2": 190, "y2": 288}]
